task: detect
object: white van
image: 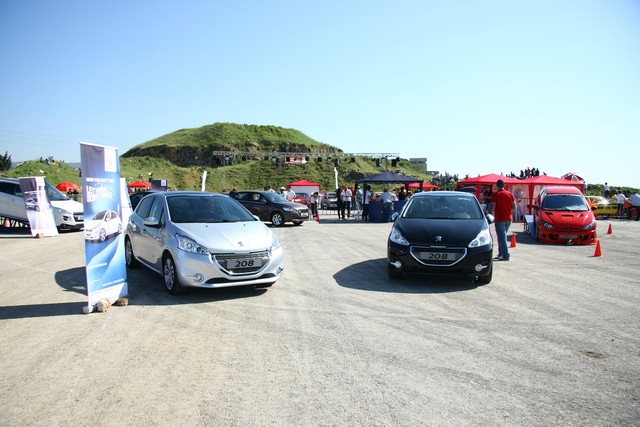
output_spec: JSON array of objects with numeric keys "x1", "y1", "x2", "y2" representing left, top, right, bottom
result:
[{"x1": 0, "y1": 178, "x2": 84, "y2": 230}]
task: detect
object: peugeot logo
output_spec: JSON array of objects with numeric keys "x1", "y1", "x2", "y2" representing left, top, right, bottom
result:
[{"x1": 435, "y1": 236, "x2": 442, "y2": 242}]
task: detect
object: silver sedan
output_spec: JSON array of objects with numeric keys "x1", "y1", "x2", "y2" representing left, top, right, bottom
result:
[{"x1": 125, "y1": 191, "x2": 284, "y2": 294}]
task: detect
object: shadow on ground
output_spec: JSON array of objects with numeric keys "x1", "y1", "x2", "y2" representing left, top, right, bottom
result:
[{"x1": 334, "y1": 258, "x2": 483, "y2": 294}]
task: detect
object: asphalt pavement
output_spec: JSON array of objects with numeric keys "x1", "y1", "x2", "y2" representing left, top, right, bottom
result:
[{"x1": 0, "y1": 213, "x2": 639, "y2": 426}]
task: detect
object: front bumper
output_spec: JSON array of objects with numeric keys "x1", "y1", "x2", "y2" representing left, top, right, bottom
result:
[
  {"x1": 536, "y1": 227, "x2": 597, "y2": 245},
  {"x1": 56, "y1": 212, "x2": 84, "y2": 230},
  {"x1": 387, "y1": 242, "x2": 493, "y2": 279},
  {"x1": 174, "y1": 245, "x2": 285, "y2": 289}
]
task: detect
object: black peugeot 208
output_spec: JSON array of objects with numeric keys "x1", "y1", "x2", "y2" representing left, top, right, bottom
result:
[{"x1": 387, "y1": 191, "x2": 494, "y2": 283}]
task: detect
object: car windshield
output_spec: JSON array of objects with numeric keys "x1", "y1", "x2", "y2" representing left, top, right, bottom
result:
[
  {"x1": 264, "y1": 192, "x2": 288, "y2": 203},
  {"x1": 403, "y1": 196, "x2": 483, "y2": 219},
  {"x1": 542, "y1": 194, "x2": 589, "y2": 211},
  {"x1": 45, "y1": 183, "x2": 68, "y2": 201},
  {"x1": 168, "y1": 195, "x2": 256, "y2": 223}
]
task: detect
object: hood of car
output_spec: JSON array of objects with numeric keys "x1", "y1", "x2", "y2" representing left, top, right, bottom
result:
[
  {"x1": 395, "y1": 218, "x2": 487, "y2": 246},
  {"x1": 540, "y1": 210, "x2": 594, "y2": 227},
  {"x1": 50, "y1": 199, "x2": 83, "y2": 213},
  {"x1": 176, "y1": 221, "x2": 273, "y2": 251}
]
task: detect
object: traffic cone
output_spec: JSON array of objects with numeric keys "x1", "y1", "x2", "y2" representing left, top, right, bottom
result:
[
  {"x1": 510, "y1": 233, "x2": 517, "y2": 248},
  {"x1": 593, "y1": 239, "x2": 602, "y2": 257},
  {"x1": 607, "y1": 223, "x2": 612, "y2": 234},
  {"x1": 316, "y1": 213, "x2": 320, "y2": 222},
  {"x1": 2, "y1": 218, "x2": 8, "y2": 228}
]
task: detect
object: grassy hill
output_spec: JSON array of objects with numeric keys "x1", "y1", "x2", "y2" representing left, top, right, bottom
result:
[{"x1": 3, "y1": 123, "x2": 433, "y2": 192}]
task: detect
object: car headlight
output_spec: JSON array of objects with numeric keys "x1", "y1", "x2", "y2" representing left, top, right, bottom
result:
[
  {"x1": 53, "y1": 207, "x2": 71, "y2": 215},
  {"x1": 582, "y1": 220, "x2": 596, "y2": 231},
  {"x1": 389, "y1": 227, "x2": 410, "y2": 246},
  {"x1": 283, "y1": 207, "x2": 295, "y2": 212},
  {"x1": 271, "y1": 232, "x2": 281, "y2": 250},
  {"x1": 543, "y1": 221, "x2": 554, "y2": 229},
  {"x1": 469, "y1": 227, "x2": 492, "y2": 248},
  {"x1": 176, "y1": 233, "x2": 208, "y2": 254}
]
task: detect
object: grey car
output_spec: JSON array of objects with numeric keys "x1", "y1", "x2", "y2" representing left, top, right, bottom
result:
[
  {"x1": 125, "y1": 191, "x2": 284, "y2": 294},
  {"x1": 231, "y1": 190, "x2": 310, "y2": 226}
]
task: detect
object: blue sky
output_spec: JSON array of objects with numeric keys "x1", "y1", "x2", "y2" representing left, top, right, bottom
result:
[{"x1": 1, "y1": 1, "x2": 639, "y2": 187}]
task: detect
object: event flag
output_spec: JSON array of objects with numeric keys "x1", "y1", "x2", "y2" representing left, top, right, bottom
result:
[
  {"x1": 80, "y1": 142, "x2": 128, "y2": 312},
  {"x1": 18, "y1": 176, "x2": 58, "y2": 237}
]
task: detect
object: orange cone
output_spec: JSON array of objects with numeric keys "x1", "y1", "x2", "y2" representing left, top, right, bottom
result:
[
  {"x1": 316, "y1": 213, "x2": 320, "y2": 222},
  {"x1": 607, "y1": 223, "x2": 612, "y2": 234},
  {"x1": 510, "y1": 233, "x2": 517, "y2": 248},
  {"x1": 593, "y1": 239, "x2": 602, "y2": 257},
  {"x1": 2, "y1": 218, "x2": 9, "y2": 228}
]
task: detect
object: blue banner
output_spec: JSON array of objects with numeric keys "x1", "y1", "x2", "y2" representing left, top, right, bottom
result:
[{"x1": 80, "y1": 142, "x2": 128, "y2": 312}]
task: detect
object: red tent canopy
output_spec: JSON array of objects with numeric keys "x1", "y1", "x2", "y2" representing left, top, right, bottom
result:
[
  {"x1": 521, "y1": 175, "x2": 584, "y2": 192},
  {"x1": 408, "y1": 182, "x2": 439, "y2": 190},
  {"x1": 289, "y1": 179, "x2": 322, "y2": 190},
  {"x1": 56, "y1": 181, "x2": 79, "y2": 192},
  {"x1": 127, "y1": 179, "x2": 151, "y2": 189},
  {"x1": 456, "y1": 173, "x2": 520, "y2": 197}
]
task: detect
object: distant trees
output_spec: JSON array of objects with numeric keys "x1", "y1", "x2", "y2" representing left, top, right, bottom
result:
[{"x1": 0, "y1": 151, "x2": 11, "y2": 171}]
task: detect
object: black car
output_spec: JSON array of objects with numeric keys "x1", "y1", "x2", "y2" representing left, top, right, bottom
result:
[
  {"x1": 387, "y1": 191, "x2": 494, "y2": 283},
  {"x1": 231, "y1": 190, "x2": 310, "y2": 226}
]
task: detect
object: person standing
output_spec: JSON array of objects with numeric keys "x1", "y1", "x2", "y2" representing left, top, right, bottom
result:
[
  {"x1": 336, "y1": 187, "x2": 344, "y2": 219},
  {"x1": 616, "y1": 191, "x2": 627, "y2": 218},
  {"x1": 284, "y1": 186, "x2": 295, "y2": 202},
  {"x1": 381, "y1": 188, "x2": 394, "y2": 222},
  {"x1": 489, "y1": 179, "x2": 516, "y2": 261},
  {"x1": 341, "y1": 185, "x2": 352, "y2": 219},
  {"x1": 630, "y1": 192, "x2": 640, "y2": 221},
  {"x1": 362, "y1": 185, "x2": 372, "y2": 221},
  {"x1": 310, "y1": 192, "x2": 319, "y2": 217},
  {"x1": 604, "y1": 182, "x2": 611, "y2": 199}
]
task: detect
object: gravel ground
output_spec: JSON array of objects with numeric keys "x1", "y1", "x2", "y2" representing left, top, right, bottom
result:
[{"x1": 1, "y1": 214, "x2": 639, "y2": 426}]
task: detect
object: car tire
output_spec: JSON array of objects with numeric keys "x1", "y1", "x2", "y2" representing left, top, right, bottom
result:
[
  {"x1": 477, "y1": 264, "x2": 492, "y2": 284},
  {"x1": 387, "y1": 263, "x2": 402, "y2": 280},
  {"x1": 163, "y1": 254, "x2": 184, "y2": 295},
  {"x1": 124, "y1": 237, "x2": 139, "y2": 269},
  {"x1": 271, "y1": 212, "x2": 285, "y2": 227}
]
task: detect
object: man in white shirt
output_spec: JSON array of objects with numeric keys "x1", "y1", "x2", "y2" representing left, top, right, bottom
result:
[
  {"x1": 340, "y1": 185, "x2": 352, "y2": 219},
  {"x1": 616, "y1": 191, "x2": 627, "y2": 218},
  {"x1": 381, "y1": 188, "x2": 394, "y2": 222},
  {"x1": 284, "y1": 186, "x2": 295, "y2": 202}
]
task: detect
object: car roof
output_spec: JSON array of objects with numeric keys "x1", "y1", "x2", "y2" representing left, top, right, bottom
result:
[
  {"x1": 148, "y1": 191, "x2": 227, "y2": 198},
  {"x1": 411, "y1": 191, "x2": 476, "y2": 199},
  {"x1": 541, "y1": 186, "x2": 583, "y2": 195}
]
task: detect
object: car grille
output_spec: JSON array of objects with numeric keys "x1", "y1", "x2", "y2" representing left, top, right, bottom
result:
[
  {"x1": 212, "y1": 250, "x2": 269, "y2": 275},
  {"x1": 410, "y1": 246, "x2": 467, "y2": 267},
  {"x1": 74, "y1": 213, "x2": 84, "y2": 222}
]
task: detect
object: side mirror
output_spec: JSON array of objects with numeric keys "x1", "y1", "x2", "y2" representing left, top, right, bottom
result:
[
  {"x1": 143, "y1": 217, "x2": 160, "y2": 228},
  {"x1": 390, "y1": 212, "x2": 399, "y2": 222},
  {"x1": 485, "y1": 213, "x2": 495, "y2": 224}
]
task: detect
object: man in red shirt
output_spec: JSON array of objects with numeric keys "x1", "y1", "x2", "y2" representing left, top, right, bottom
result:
[{"x1": 489, "y1": 179, "x2": 516, "y2": 261}]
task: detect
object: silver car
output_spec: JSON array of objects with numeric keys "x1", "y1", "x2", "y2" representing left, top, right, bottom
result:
[{"x1": 125, "y1": 191, "x2": 284, "y2": 294}]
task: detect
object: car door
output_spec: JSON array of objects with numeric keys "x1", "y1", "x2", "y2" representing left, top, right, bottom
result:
[{"x1": 136, "y1": 196, "x2": 166, "y2": 270}]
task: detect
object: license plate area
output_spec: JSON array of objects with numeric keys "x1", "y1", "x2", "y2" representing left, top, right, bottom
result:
[
  {"x1": 411, "y1": 247, "x2": 466, "y2": 266},
  {"x1": 228, "y1": 258, "x2": 263, "y2": 268}
]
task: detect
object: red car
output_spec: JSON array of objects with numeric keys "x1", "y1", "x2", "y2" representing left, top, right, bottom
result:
[{"x1": 533, "y1": 186, "x2": 597, "y2": 245}]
